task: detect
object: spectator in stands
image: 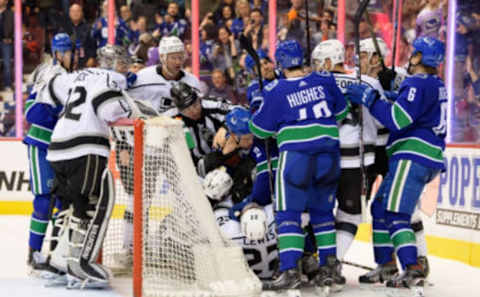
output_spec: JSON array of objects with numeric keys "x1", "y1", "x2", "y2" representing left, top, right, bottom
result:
[
  {"x1": 243, "y1": 8, "x2": 264, "y2": 50},
  {"x1": 155, "y1": 2, "x2": 188, "y2": 40},
  {"x1": 120, "y1": 4, "x2": 133, "y2": 24},
  {"x1": 133, "y1": 32, "x2": 155, "y2": 65},
  {"x1": 200, "y1": 23, "x2": 217, "y2": 71},
  {"x1": 218, "y1": 5, "x2": 234, "y2": 27},
  {"x1": 416, "y1": 0, "x2": 443, "y2": 40},
  {"x1": 212, "y1": 26, "x2": 238, "y2": 82},
  {"x1": 213, "y1": 0, "x2": 235, "y2": 26},
  {"x1": 0, "y1": 0, "x2": 13, "y2": 91},
  {"x1": 251, "y1": 0, "x2": 267, "y2": 16},
  {"x1": 92, "y1": 0, "x2": 134, "y2": 48},
  {"x1": 231, "y1": 0, "x2": 251, "y2": 37},
  {"x1": 58, "y1": 3, "x2": 97, "y2": 69},
  {"x1": 285, "y1": 0, "x2": 306, "y2": 48},
  {"x1": 207, "y1": 69, "x2": 238, "y2": 104},
  {"x1": 37, "y1": 0, "x2": 60, "y2": 52}
]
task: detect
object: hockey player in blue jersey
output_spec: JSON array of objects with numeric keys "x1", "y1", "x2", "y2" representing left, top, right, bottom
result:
[
  {"x1": 24, "y1": 33, "x2": 73, "y2": 275},
  {"x1": 245, "y1": 49, "x2": 283, "y2": 108},
  {"x1": 346, "y1": 36, "x2": 446, "y2": 288},
  {"x1": 249, "y1": 40, "x2": 348, "y2": 291}
]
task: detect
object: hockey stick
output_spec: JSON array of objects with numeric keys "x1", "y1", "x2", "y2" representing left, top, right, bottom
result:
[
  {"x1": 239, "y1": 34, "x2": 274, "y2": 203},
  {"x1": 305, "y1": 0, "x2": 311, "y2": 66},
  {"x1": 341, "y1": 260, "x2": 374, "y2": 271},
  {"x1": 364, "y1": 9, "x2": 387, "y2": 71},
  {"x1": 391, "y1": 0, "x2": 400, "y2": 72},
  {"x1": 354, "y1": 0, "x2": 370, "y2": 223}
]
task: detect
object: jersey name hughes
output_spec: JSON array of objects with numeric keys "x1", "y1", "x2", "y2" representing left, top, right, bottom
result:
[{"x1": 286, "y1": 86, "x2": 326, "y2": 108}]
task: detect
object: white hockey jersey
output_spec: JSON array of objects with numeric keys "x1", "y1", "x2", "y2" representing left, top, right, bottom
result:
[
  {"x1": 215, "y1": 204, "x2": 278, "y2": 279},
  {"x1": 333, "y1": 72, "x2": 385, "y2": 168},
  {"x1": 127, "y1": 65, "x2": 202, "y2": 114},
  {"x1": 45, "y1": 68, "x2": 132, "y2": 162}
]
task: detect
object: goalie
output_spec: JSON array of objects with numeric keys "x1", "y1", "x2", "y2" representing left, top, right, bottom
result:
[{"x1": 43, "y1": 45, "x2": 137, "y2": 289}]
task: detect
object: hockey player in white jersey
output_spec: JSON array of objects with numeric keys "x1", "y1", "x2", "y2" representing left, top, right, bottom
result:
[
  {"x1": 128, "y1": 36, "x2": 202, "y2": 114},
  {"x1": 42, "y1": 44, "x2": 136, "y2": 289},
  {"x1": 311, "y1": 39, "x2": 381, "y2": 287}
]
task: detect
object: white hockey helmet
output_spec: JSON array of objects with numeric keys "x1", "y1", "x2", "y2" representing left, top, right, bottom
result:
[
  {"x1": 203, "y1": 167, "x2": 233, "y2": 201},
  {"x1": 359, "y1": 37, "x2": 389, "y2": 60},
  {"x1": 311, "y1": 39, "x2": 345, "y2": 71},
  {"x1": 241, "y1": 205, "x2": 267, "y2": 241},
  {"x1": 158, "y1": 36, "x2": 185, "y2": 56}
]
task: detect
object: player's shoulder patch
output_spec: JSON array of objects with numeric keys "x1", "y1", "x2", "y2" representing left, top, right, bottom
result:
[
  {"x1": 314, "y1": 70, "x2": 333, "y2": 77},
  {"x1": 264, "y1": 79, "x2": 279, "y2": 92}
]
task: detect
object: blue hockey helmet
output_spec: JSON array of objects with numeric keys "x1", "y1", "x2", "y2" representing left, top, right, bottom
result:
[
  {"x1": 51, "y1": 33, "x2": 73, "y2": 56},
  {"x1": 226, "y1": 107, "x2": 251, "y2": 135},
  {"x1": 275, "y1": 40, "x2": 304, "y2": 69},
  {"x1": 412, "y1": 37, "x2": 445, "y2": 68},
  {"x1": 245, "y1": 49, "x2": 269, "y2": 73}
]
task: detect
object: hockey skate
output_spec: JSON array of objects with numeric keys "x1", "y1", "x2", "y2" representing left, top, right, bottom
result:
[
  {"x1": 27, "y1": 248, "x2": 62, "y2": 279},
  {"x1": 331, "y1": 258, "x2": 346, "y2": 292},
  {"x1": 66, "y1": 273, "x2": 111, "y2": 290},
  {"x1": 358, "y1": 261, "x2": 398, "y2": 284},
  {"x1": 313, "y1": 256, "x2": 337, "y2": 296},
  {"x1": 301, "y1": 252, "x2": 319, "y2": 282},
  {"x1": 262, "y1": 266, "x2": 302, "y2": 291},
  {"x1": 417, "y1": 256, "x2": 429, "y2": 278},
  {"x1": 386, "y1": 265, "x2": 425, "y2": 289}
]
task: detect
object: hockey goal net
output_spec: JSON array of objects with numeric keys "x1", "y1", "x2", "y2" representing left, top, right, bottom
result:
[{"x1": 104, "y1": 117, "x2": 261, "y2": 297}]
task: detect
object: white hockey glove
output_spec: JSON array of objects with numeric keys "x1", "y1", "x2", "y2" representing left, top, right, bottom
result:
[
  {"x1": 203, "y1": 167, "x2": 233, "y2": 201},
  {"x1": 241, "y1": 205, "x2": 267, "y2": 241}
]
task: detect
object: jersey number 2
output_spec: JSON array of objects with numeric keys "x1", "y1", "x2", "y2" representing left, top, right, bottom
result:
[
  {"x1": 65, "y1": 86, "x2": 87, "y2": 121},
  {"x1": 297, "y1": 101, "x2": 332, "y2": 121}
]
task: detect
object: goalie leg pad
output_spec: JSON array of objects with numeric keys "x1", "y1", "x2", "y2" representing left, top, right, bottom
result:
[
  {"x1": 49, "y1": 207, "x2": 72, "y2": 272},
  {"x1": 67, "y1": 168, "x2": 114, "y2": 283}
]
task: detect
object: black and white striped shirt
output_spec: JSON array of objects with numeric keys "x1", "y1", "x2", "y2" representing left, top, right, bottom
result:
[{"x1": 173, "y1": 98, "x2": 237, "y2": 165}]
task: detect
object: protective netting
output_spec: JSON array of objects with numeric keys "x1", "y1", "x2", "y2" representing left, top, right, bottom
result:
[
  {"x1": 103, "y1": 124, "x2": 135, "y2": 275},
  {"x1": 106, "y1": 117, "x2": 261, "y2": 297}
]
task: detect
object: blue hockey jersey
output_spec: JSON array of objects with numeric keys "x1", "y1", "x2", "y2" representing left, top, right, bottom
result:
[
  {"x1": 369, "y1": 74, "x2": 447, "y2": 170},
  {"x1": 249, "y1": 138, "x2": 279, "y2": 206},
  {"x1": 249, "y1": 71, "x2": 348, "y2": 153}
]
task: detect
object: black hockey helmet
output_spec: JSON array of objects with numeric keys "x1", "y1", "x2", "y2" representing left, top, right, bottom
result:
[{"x1": 171, "y1": 82, "x2": 199, "y2": 110}]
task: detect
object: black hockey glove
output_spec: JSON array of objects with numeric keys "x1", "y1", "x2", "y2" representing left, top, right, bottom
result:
[{"x1": 378, "y1": 68, "x2": 396, "y2": 91}]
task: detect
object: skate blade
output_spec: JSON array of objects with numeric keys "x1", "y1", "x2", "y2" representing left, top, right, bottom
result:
[
  {"x1": 45, "y1": 274, "x2": 68, "y2": 287},
  {"x1": 314, "y1": 285, "x2": 330, "y2": 297},
  {"x1": 67, "y1": 277, "x2": 110, "y2": 290},
  {"x1": 385, "y1": 286, "x2": 425, "y2": 297}
]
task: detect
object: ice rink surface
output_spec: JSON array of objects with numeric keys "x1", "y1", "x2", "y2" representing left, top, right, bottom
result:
[{"x1": 1, "y1": 215, "x2": 477, "y2": 297}]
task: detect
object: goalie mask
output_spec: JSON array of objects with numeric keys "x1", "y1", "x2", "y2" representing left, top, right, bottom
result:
[
  {"x1": 203, "y1": 167, "x2": 233, "y2": 201},
  {"x1": 97, "y1": 44, "x2": 132, "y2": 74},
  {"x1": 241, "y1": 205, "x2": 267, "y2": 241},
  {"x1": 311, "y1": 39, "x2": 345, "y2": 71}
]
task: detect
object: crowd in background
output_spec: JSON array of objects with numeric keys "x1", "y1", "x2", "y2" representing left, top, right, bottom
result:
[{"x1": 0, "y1": 0, "x2": 478, "y2": 141}]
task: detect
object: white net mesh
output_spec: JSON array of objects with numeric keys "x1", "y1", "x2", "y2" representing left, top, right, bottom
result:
[
  {"x1": 104, "y1": 124, "x2": 135, "y2": 275},
  {"x1": 106, "y1": 117, "x2": 261, "y2": 297}
]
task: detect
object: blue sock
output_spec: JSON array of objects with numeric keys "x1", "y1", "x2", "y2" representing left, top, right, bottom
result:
[
  {"x1": 310, "y1": 209, "x2": 336, "y2": 266},
  {"x1": 385, "y1": 211, "x2": 417, "y2": 269},
  {"x1": 29, "y1": 194, "x2": 51, "y2": 251},
  {"x1": 371, "y1": 197, "x2": 394, "y2": 264},
  {"x1": 276, "y1": 210, "x2": 304, "y2": 271}
]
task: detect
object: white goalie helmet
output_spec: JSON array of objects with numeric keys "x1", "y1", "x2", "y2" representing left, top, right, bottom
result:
[
  {"x1": 311, "y1": 39, "x2": 345, "y2": 71},
  {"x1": 203, "y1": 167, "x2": 233, "y2": 201},
  {"x1": 359, "y1": 37, "x2": 389, "y2": 60},
  {"x1": 241, "y1": 204, "x2": 267, "y2": 241},
  {"x1": 158, "y1": 36, "x2": 185, "y2": 56}
]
